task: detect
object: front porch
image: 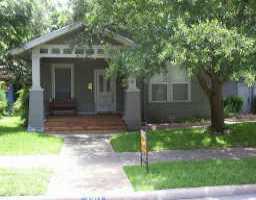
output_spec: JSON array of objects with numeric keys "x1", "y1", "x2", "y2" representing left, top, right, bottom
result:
[
  {"x1": 9, "y1": 23, "x2": 142, "y2": 132},
  {"x1": 28, "y1": 44, "x2": 142, "y2": 132}
]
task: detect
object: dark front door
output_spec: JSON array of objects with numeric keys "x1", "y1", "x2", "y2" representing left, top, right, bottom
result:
[{"x1": 55, "y1": 67, "x2": 71, "y2": 100}]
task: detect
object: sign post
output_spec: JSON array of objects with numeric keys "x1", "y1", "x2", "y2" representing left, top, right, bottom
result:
[{"x1": 140, "y1": 128, "x2": 149, "y2": 172}]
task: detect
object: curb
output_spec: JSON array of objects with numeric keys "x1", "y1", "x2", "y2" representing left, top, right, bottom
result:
[{"x1": 1, "y1": 184, "x2": 256, "y2": 200}]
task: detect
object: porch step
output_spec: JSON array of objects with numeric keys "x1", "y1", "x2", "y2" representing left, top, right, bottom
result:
[{"x1": 44, "y1": 114, "x2": 127, "y2": 133}]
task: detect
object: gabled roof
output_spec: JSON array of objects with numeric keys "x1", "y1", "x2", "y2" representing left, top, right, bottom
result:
[{"x1": 10, "y1": 22, "x2": 135, "y2": 56}]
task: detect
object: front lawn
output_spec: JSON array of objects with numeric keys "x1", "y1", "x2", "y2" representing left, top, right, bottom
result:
[
  {"x1": 111, "y1": 122, "x2": 256, "y2": 152},
  {"x1": 0, "y1": 168, "x2": 52, "y2": 196},
  {"x1": 124, "y1": 158, "x2": 256, "y2": 191},
  {"x1": 0, "y1": 116, "x2": 63, "y2": 155}
]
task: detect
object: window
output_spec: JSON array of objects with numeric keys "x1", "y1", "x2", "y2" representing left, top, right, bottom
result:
[
  {"x1": 172, "y1": 83, "x2": 189, "y2": 101},
  {"x1": 149, "y1": 73, "x2": 168, "y2": 102},
  {"x1": 151, "y1": 84, "x2": 167, "y2": 102},
  {"x1": 149, "y1": 65, "x2": 191, "y2": 103}
]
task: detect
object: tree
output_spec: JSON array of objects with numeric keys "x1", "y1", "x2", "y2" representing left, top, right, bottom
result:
[
  {"x1": 171, "y1": 20, "x2": 255, "y2": 132},
  {"x1": 73, "y1": 0, "x2": 256, "y2": 132},
  {"x1": 0, "y1": 0, "x2": 72, "y2": 85},
  {"x1": 0, "y1": 0, "x2": 34, "y2": 84}
]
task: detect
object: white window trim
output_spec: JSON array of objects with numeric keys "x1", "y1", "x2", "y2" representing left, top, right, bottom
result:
[
  {"x1": 51, "y1": 63, "x2": 74, "y2": 99},
  {"x1": 149, "y1": 75, "x2": 191, "y2": 103}
]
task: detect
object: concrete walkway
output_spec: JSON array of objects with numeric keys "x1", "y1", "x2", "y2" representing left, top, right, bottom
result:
[{"x1": 46, "y1": 134, "x2": 133, "y2": 196}]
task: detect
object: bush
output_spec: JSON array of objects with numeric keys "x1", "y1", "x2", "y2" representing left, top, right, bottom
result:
[
  {"x1": 0, "y1": 81, "x2": 7, "y2": 116},
  {"x1": 224, "y1": 96, "x2": 244, "y2": 116},
  {"x1": 13, "y1": 87, "x2": 29, "y2": 126}
]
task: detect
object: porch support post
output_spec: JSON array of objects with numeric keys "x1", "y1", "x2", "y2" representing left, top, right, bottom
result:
[
  {"x1": 28, "y1": 49, "x2": 44, "y2": 132},
  {"x1": 123, "y1": 76, "x2": 141, "y2": 130}
]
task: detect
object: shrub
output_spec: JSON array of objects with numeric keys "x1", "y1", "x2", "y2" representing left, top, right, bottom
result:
[
  {"x1": 0, "y1": 81, "x2": 7, "y2": 116},
  {"x1": 224, "y1": 96, "x2": 244, "y2": 116},
  {"x1": 13, "y1": 87, "x2": 29, "y2": 126}
]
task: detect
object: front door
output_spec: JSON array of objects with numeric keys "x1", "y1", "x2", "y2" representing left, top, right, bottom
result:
[{"x1": 95, "y1": 70, "x2": 116, "y2": 112}]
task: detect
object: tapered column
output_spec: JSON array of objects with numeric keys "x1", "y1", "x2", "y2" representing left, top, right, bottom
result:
[
  {"x1": 123, "y1": 76, "x2": 141, "y2": 130},
  {"x1": 28, "y1": 49, "x2": 44, "y2": 132}
]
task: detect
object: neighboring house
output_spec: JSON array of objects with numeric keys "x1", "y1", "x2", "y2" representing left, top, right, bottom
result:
[
  {"x1": 10, "y1": 23, "x2": 248, "y2": 132},
  {"x1": 223, "y1": 81, "x2": 255, "y2": 113}
]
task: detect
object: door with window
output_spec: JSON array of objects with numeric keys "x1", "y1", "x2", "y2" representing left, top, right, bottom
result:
[{"x1": 95, "y1": 70, "x2": 116, "y2": 112}]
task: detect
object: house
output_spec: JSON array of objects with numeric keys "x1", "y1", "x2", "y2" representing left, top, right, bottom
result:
[
  {"x1": 223, "y1": 81, "x2": 255, "y2": 113},
  {"x1": 10, "y1": 22, "x2": 226, "y2": 132}
]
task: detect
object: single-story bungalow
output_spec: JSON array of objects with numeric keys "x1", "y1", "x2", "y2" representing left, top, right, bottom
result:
[{"x1": 10, "y1": 23, "x2": 254, "y2": 132}]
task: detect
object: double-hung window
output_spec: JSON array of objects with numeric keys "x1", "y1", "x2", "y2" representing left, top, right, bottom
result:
[
  {"x1": 149, "y1": 65, "x2": 191, "y2": 103},
  {"x1": 149, "y1": 73, "x2": 168, "y2": 102}
]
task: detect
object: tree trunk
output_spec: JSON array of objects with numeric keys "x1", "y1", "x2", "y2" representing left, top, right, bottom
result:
[{"x1": 209, "y1": 80, "x2": 225, "y2": 133}]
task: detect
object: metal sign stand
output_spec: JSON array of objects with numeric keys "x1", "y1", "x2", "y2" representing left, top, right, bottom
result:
[{"x1": 140, "y1": 128, "x2": 149, "y2": 173}]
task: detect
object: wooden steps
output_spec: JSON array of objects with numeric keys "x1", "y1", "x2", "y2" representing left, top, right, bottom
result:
[{"x1": 45, "y1": 114, "x2": 127, "y2": 133}]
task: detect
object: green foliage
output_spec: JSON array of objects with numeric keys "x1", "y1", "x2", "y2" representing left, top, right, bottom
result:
[
  {"x1": 171, "y1": 19, "x2": 255, "y2": 82},
  {"x1": 74, "y1": 0, "x2": 256, "y2": 132},
  {"x1": 0, "y1": 0, "x2": 71, "y2": 85},
  {"x1": 13, "y1": 87, "x2": 29, "y2": 126},
  {"x1": 0, "y1": 90, "x2": 7, "y2": 116},
  {"x1": 0, "y1": 81, "x2": 7, "y2": 116},
  {"x1": 224, "y1": 96, "x2": 244, "y2": 115}
]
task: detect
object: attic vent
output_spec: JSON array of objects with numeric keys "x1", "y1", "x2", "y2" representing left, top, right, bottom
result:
[
  {"x1": 86, "y1": 48, "x2": 94, "y2": 55},
  {"x1": 51, "y1": 48, "x2": 61, "y2": 54},
  {"x1": 40, "y1": 48, "x2": 48, "y2": 54},
  {"x1": 63, "y1": 48, "x2": 73, "y2": 54},
  {"x1": 75, "y1": 49, "x2": 84, "y2": 54}
]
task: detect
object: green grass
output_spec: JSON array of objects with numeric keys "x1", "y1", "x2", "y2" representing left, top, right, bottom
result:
[
  {"x1": 0, "y1": 168, "x2": 52, "y2": 196},
  {"x1": 0, "y1": 116, "x2": 63, "y2": 155},
  {"x1": 111, "y1": 123, "x2": 256, "y2": 152},
  {"x1": 124, "y1": 158, "x2": 256, "y2": 191}
]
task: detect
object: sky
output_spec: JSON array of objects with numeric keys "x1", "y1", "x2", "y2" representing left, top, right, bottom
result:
[{"x1": 53, "y1": 0, "x2": 71, "y2": 11}]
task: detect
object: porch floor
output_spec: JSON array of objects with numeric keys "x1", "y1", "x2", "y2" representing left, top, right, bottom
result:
[{"x1": 45, "y1": 114, "x2": 127, "y2": 133}]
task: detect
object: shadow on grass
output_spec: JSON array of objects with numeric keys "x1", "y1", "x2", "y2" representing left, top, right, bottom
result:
[{"x1": 111, "y1": 122, "x2": 256, "y2": 152}]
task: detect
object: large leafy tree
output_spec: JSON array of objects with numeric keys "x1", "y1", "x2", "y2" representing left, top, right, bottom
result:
[
  {"x1": 72, "y1": 0, "x2": 256, "y2": 133},
  {"x1": 0, "y1": 0, "x2": 34, "y2": 84},
  {"x1": 0, "y1": 0, "x2": 72, "y2": 85}
]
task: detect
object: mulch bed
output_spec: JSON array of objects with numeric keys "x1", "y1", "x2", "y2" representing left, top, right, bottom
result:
[{"x1": 144, "y1": 114, "x2": 256, "y2": 130}]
